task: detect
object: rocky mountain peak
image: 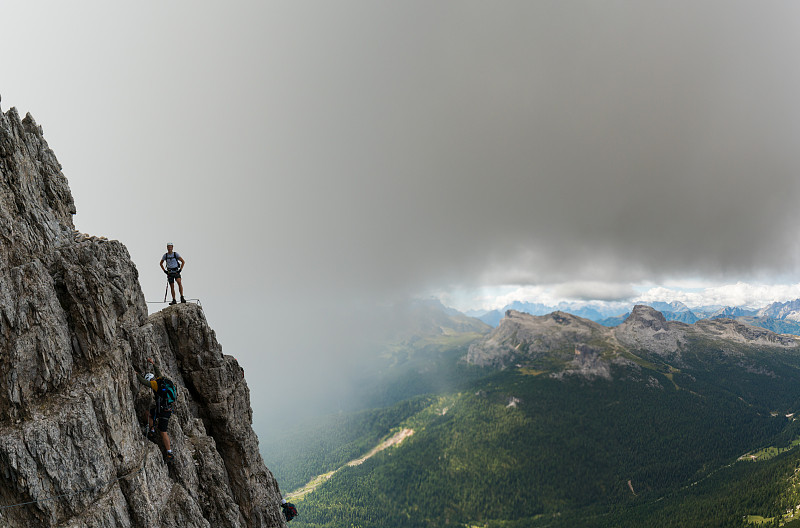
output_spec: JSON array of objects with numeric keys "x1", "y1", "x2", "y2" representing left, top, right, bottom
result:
[
  {"x1": 612, "y1": 305, "x2": 687, "y2": 356},
  {"x1": 758, "y1": 298, "x2": 800, "y2": 322},
  {"x1": 466, "y1": 309, "x2": 609, "y2": 368},
  {"x1": 502, "y1": 309, "x2": 590, "y2": 327},
  {"x1": 621, "y1": 305, "x2": 669, "y2": 330},
  {"x1": 1, "y1": 108, "x2": 77, "y2": 269},
  {"x1": 0, "y1": 106, "x2": 285, "y2": 527}
]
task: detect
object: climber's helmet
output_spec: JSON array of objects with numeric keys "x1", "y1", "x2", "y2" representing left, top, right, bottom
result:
[{"x1": 144, "y1": 373, "x2": 155, "y2": 382}]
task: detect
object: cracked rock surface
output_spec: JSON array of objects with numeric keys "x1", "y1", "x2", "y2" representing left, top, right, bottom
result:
[{"x1": 0, "y1": 106, "x2": 285, "y2": 527}]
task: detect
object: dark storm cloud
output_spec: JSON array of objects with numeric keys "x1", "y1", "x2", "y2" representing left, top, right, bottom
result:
[
  {"x1": 258, "y1": 1, "x2": 800, "y2": 297},
  {"x1": 9, "y1": 1, "x2": 798, "y2": 300}
]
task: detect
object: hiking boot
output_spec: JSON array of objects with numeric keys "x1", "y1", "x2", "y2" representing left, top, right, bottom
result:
[
  {"x1": 147, "y1": 429, "x2": 157, "y2": 441},
  {"x1": 169, "y1": 299, "x2": 177, "y2": 305},
  {"x1": 166, "y1": 451, "x2": 174, "y2": 461},
  {"x1": 180, "y1": 296, "x2": 186, "y2": 303}
]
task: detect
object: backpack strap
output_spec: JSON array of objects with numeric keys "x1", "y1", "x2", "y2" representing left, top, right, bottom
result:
[{"x1": 165, "y1": 252, "x2": 180, "y2": 270}]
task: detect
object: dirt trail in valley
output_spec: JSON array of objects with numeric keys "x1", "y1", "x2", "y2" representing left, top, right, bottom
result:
[
  {"x1": 287, "y1": 428, "x2": 415, "y2": 500},
  {"x1": 346, "y1": 428, "x2": 415, "y2": 466}
]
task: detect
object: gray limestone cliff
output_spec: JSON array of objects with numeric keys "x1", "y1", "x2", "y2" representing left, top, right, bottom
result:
[{"x1": 0, "y1": 106, "x2": 285, "y2": 527}]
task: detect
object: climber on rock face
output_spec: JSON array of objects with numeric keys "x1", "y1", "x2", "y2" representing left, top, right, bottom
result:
[
  {"x1": 160, "y1": 242, "x2": 185, "y2": 305},
  {"x1": 134, "y1": 357, "x2": 178, "y2": 461},
  {"x1": 281, "y1": 499, "x2": 298, "y2": 522}
]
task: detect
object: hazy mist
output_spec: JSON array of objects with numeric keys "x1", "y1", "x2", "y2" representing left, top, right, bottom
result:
[{"x1": 4, "y1": 1, "x2": 800, "y2": 435}]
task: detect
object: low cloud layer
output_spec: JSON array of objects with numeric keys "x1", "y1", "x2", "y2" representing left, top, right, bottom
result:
[
  {"x1": 256, "y1": 1, "x2": 800, "y2": 297},
  {"x1": 638, "y1": 282, "x2": 800, "y2": 310}
]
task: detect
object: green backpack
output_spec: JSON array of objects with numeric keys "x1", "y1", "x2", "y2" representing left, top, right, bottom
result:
[{"x1": 156, "y1": 377, "x2": 177, "y2": 405}]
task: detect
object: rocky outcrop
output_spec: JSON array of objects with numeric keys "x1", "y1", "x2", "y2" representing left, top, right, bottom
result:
[
  {"x1": 0, "y1": 106, "x2": 285, "y2": 527},
  {"x1": 551, "y1": 345, "x2": 614, "y2": 381},
  {"x1": 467, "y1": 304, "x2": 800, "y2": 376},
  {"x1": 693, "y1": 317, "x2": 798, "y2": 348},
  {"x1": 614, "y1": 305, "x2": 688, "y2": 357},
  {"x1": 465, "y1": 310, "x2": 611, "y2": 368},
  {"x1": 758, "y1": 298, "x2": 800, "y2": 322}
]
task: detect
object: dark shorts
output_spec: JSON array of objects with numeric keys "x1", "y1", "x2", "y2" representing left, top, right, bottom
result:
[
  {"x1": 167, "y1": 269, "x2": 181, "y2": 284},
  {"x1": 150, "y1": 406, "x2": 172, "y2": 432}
]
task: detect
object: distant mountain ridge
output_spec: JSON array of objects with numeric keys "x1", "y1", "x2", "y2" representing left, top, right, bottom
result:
[
  {"x1": 759, "y1": 298, "x2": 800, "y2": 321},
  {"x1": 467, "y1": 298, "x2": 800, "y2": 336},
  {"x1": 466, "y1": 305, "x2": 799, "y2": 369}
]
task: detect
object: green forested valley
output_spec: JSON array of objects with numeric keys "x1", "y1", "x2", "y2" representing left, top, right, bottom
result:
[{"x1": 263, "y1": 312, "x2": 800, "y2": 527}]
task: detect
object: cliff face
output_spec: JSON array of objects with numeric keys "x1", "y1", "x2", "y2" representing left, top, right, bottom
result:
[{"x1": 0, "y1": 106, "x2": 285, "y2": 527}]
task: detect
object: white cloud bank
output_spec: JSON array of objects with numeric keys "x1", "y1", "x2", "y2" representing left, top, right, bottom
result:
[
  {"x1": 439, "y1": 281, "x2": 800, "y2": 314},
  {"x1": 637, "y1": 282, "x2": 800, "y2": 310}
]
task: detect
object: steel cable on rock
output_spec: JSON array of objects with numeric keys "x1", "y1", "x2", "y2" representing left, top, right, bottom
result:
[{"x1": 145, "y1": 298, "x2": 202, "y2": 307}]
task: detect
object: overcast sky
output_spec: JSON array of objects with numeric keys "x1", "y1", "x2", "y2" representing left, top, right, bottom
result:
[{"x1": 5, "y1": 1, "x2": 800, "y2": 433}]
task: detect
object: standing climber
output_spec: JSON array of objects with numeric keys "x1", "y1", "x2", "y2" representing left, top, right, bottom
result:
[
  {"x1": 160, "y1": 242, "x2": 185, "y2": 305},
  {"x1": 134, "y1": 357, "x2": 178, "y2": 461}
]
